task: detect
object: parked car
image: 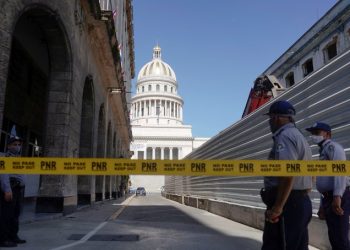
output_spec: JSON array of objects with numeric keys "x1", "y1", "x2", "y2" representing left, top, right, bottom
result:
[
  {"x1": 129, "y1": 187, "x2": 136, "y2": 194},
  {"x1": 136, "y1": 187, "x2": 146, "y2": 196}
]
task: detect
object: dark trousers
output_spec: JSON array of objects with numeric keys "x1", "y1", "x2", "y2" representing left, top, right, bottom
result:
[
  {"x1": 261, "y1": 189, "x2": 312, "y2": 250},
  {"x1": 0, "y1": 186, "x2": 24, "y2": 242},
  {"x1": 322, "y1": 189, "x2": 350, "y2": 250}
]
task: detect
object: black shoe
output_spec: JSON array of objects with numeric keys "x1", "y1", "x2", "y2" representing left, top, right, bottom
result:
[
  {"x1": 0, "y1": 241, "x2": 17, "y2": 247},
  {"x1": 13, "y1": 237, "x2": 26, "y2": 244}
]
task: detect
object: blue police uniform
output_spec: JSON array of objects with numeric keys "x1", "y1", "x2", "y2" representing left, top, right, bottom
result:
[
  {"x1": 0, "y1": 152, "x2": 26, "y2": 246},
  {"x1": 306, "y1": 121, "x2": 350, "y2": 250},
  {"x1": 317, "y1": 139, "x2": 350, "y2": 250},
  {"x1": 262, "y1": 122, "x2": 313, "y2": 250}
]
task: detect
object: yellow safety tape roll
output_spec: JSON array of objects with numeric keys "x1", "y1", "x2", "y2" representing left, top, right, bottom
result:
[{"x1": 0, "y1": 157, "x2": 349, "y2": 176}]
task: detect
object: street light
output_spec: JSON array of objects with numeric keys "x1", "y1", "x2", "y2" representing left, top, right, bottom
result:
[
  {"x1": 109, "y1": 88, "x2": 122, "y2": 94},
  {"x1": 107, "y1": 87, "x2": 132, "y2": 94}
]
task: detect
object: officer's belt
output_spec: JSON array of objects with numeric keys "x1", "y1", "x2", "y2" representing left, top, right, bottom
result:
[{"x1": 265, "y1": 187, "x2": 310, "y2": 195}]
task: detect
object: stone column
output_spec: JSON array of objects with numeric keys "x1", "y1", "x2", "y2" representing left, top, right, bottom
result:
[
  {"x1": 77, "y1": 176, "x2": 95, "y2": 205},
  {"x1": 152, "y1": 147, "x2": 155, "y2": 160},
  {"x1": 170, "y1": 147, "x2": 173, "y2": 160},
  {"x1": 161, "y1": 147, "x2": 164, "y2": 160},
  {"x1": 111, "y1": 176, "x2": 117, "y2": 199}
]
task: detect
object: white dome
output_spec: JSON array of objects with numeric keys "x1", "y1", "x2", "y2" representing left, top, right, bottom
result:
[{"x1": 137, "y1": 46, "x2": 176, "y2": 81}]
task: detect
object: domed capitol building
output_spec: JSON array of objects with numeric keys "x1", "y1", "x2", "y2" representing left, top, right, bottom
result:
[{"x1": 130, "y1": 46, "x2": 209, "y2": 191}]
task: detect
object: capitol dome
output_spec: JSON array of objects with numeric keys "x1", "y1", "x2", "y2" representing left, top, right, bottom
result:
[
  {"x1": 131, "y1": 45, "x2": 183, "y2": 126},
  {"x1": 137, "y1": 46, "x2": 176, "y2": 81}
]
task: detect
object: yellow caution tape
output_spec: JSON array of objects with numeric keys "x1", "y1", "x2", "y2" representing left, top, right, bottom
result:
[{"x1": 0, "y1": 157, "x2": 349, "y2": 176}]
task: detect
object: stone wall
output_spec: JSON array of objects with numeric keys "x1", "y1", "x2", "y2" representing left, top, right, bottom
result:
[{"x1": 0, "y1": 0, "x2": 133, "y2": 214}]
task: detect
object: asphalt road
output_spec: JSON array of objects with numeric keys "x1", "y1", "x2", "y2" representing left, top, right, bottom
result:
[
  {"x1": 13, "y1": 193, "x2": 262, "y2": 250},
  {"x1": 14, "y1": 193, "x2": 318, "y2": 250}
]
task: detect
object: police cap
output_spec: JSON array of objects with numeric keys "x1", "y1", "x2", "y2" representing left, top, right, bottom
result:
[
  {"x1": 264, "y1": 100, "x2": 296, "y2": 117},
  {"x1": 305, "y1": 122, "x2": 331, "y2": 133}
]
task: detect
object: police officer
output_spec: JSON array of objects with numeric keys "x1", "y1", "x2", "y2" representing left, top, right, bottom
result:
[
  {"x1": 261, "y1": 100, "x2": 313, "y2": 250},
  {"x1": 306, "y1": 122, "x2": 350, "y2": 250},
  {"x1": 0, "y1": 129, "x2": 26, "y2": 248}
]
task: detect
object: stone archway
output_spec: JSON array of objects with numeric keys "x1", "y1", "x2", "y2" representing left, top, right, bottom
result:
[
  {"x1": 0, "y1": 5, "x2": 73, "y2": 213},
  {"x1": 95, "y1": 104, "x2": 105, "y2": 201},
  {"x1": 77, "y1": 76, "x2": 95, "y2": 205}
]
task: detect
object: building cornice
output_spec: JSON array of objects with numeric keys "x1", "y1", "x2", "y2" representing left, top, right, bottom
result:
[
  {"x1": 137, "y1": 76, "x2": 178, "y2": 86},
  {"x1": 126, "y1": 0, "x2": 135, "y2": 78},
  {"x1": 131, "y1": 93, "x2": 184, "y2": 103},
  {"x1": 133, "y1": 136, "x2": 194, "y2": 141}
]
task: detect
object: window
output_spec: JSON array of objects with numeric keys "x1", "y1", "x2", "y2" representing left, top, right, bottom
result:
[
  {"x1": 164, "y1": 85, "x2": 167, "y2": 92},
  {"x1": 155, "y1": 147, "x2": 161, "y2": 159},
  {"x1": 142, "y1": 86, "x2": 145, "y2": 92},
  {"x1": 285, "y1": 72, "x2": 295, "y2": 87},
  {"x1": 164, "y1": 148, "x2": 170, "y2": 160},
  {"x1": 146, "y1": 147, "x2": 152, "y2": 159},
  {"x1": 137, "y1": 151, "x2": 144, "y2": 159},
  {"x1": 302, "y1": 59, "x2": 313, "y2": 77},
  {"x1": 156, "y1": 84, "x2": 160, "y2": 91},
  {"x1": 323, "y1": 38, "x2": 337, "y2": 63},
  {"x1": 173, "y1": 148, "x2": 179, "y2": 160},
  {"x1": 148, "y1": 85, "x2": 152, "y2": 91},
  {"x1": 171, "y1": 87, "x2": 173, "y2": 93}
]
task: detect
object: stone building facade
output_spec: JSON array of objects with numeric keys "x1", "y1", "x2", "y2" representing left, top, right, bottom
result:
[{"x1": 0, "y1": 0, "x2": 134, "y2": 214}]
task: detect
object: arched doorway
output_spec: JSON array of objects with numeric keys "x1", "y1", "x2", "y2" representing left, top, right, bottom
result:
[
  {"x1": 79, "y1": 76, "x2": 94, "y2": 157},
  {"x1": 78, "y1": 76, "x2": 95, "y2": 205},
  {"x1": 1, "y1": 6, "x2": 73, "y2": 213},
  {"x1": 95, "y1": 104, "x2": 105, "y2": 201}
]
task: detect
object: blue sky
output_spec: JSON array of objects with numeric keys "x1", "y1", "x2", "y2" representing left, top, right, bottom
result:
[{"x1": 132, "y1": 0, "x2": 337, "y2": 138}]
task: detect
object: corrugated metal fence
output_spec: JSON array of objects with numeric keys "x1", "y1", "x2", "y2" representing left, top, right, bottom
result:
[{"x1": 165, "y1": 47, "x2": 350, "y2": 210}]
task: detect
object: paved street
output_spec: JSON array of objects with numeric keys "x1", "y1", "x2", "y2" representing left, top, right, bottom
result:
[
  {"x1": 14, "y1": 193, "x2": 320, "y2": 250},
  {"x1": 14, "y1": 193, "x2": 262, "y2": 250}
]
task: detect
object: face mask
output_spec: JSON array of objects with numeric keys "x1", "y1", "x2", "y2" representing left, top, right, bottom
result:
[
  {"x1": 310, "y1": 135, "x2": 324, "y2": 144},
  {"x1": 269, "y1": 117, "x2": 277, "y2": 133},
  {"x1": 8, "y1": 145, "x2": 21, "y2": 155}
]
